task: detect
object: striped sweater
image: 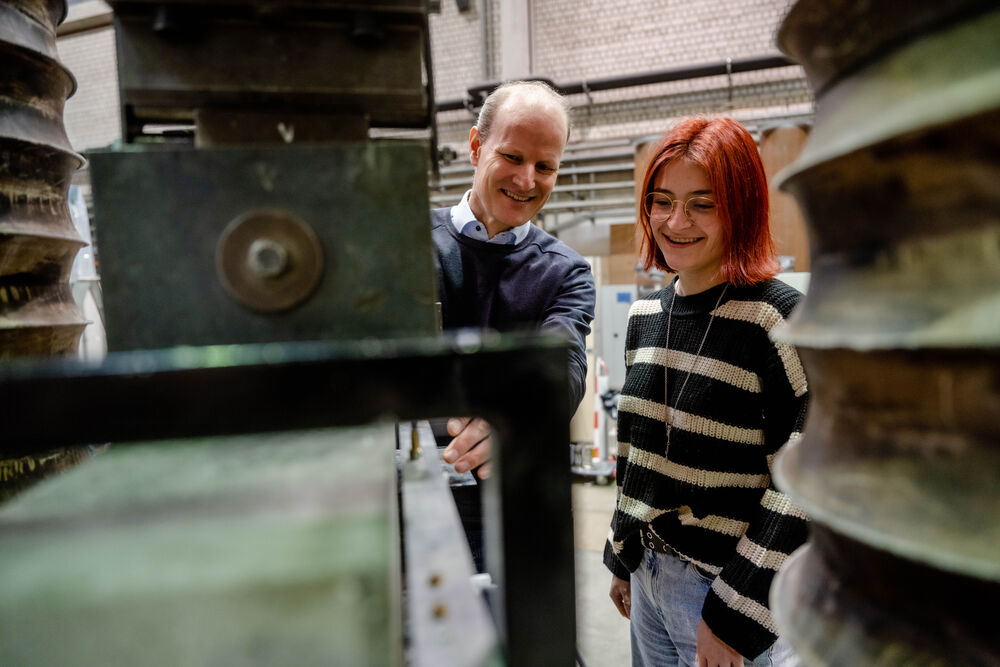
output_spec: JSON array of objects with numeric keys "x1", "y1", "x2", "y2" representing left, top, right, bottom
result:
[{"x1": 603, "y1": 277, "x2": 809, "y2": 660}]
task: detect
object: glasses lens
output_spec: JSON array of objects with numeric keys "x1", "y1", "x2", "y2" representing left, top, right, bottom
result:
[
  {"x1": 684, "y1": 196, "x2": 716, "y2": 219},
  {"x1": 645, "y1": 193, "x2": 674, "y2": 219}
]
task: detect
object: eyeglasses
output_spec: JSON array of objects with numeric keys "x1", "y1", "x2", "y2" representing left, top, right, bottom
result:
[{"x1": 643, "y1": 192, "x2": 717, "y2": 224}]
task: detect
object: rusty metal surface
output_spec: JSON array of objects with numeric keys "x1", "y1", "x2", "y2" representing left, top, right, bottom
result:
[
  {"x1": 0, "y1": 1, "x2": 84, "y2": 331},
  {"x1": 775, "y1": 349, "x2": 1000, "y2": 578},
  {"x1": 0, "y1": 424, "x2": 402, "y2": 666},
  {"x1": 777, "y1": 8, "x2": 1000, "y2": 351},
  {"x1": 0, "y1": 0, "x2": 90, "y2": 501},
  {"x1": 215, "y1": 208, "x2": 325, "y2": 313},
  {"x1": 778, "y1": 8, "x2": 1000, "y2": 193},
  {"x1": 772, "y1": 2, "x2": 1000, "y2": 664},
  {"x1": 0, "y1": 284, "x2": 87, "y2": 357},
  {"x1": 0, "y1": 0, "x2": 86, "y2": 355},
  {"x1": 108, "y1": 0, "x2": 431, "y2": 138},
  {"x1": 194, "y1": 110, "x2": 370, "y2": 146},
  {"x1": 3, "y1": 0, "x2": 66, "y2": 24},
  {"x1": 0, "y1": 443, "x2": 91, "y2": 503},
  {"x1": 108, "y1": 0, "x2": 427, "y2": 9},
  {"x1": 772, "y1": 527, "x2": 994, "y2": 666},
  {"x1": 0, "y1": 0, "x2": 68, "y2": 63},
  {"x1": 776, "y1": 0, "x2": 997, "y2": 94},
  {"x1": 0, "y1": 332, "x2": 579, "y2": 666},
  {"x1": 88, "y1": 141, "x2": 437, "y2": 351}
]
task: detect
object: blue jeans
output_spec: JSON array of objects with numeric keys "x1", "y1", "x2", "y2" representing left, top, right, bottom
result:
[{"x1": 630, "y1": 549, "x2": 798, "y2": 667}]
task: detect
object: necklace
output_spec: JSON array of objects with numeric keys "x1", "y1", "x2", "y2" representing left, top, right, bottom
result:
[{"x1": 663, "y1": 282, "x2": 729, "y2": 455}]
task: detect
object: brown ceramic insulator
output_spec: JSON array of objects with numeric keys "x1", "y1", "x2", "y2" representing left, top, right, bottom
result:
[
  {"x1": 0, "y1": 0, "x2": 86, "y2": 358},
  {"x1": 771, "y1": 2, "x2": 1000, "y2": 664},
  {"x1": 1, "y1": 0, "x2": 90, "y2": 502}
]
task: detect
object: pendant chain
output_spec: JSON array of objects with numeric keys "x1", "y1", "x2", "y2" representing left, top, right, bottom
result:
[{"x1": 664, "y1": 283, "x2": 729, "y2": 456}]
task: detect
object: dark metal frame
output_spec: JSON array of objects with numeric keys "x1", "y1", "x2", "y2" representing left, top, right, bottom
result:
[
  {"x1": 399, "y1": 421, "x2": 502, "y2": 667},
  {"x1": 0, "y1": 332, "x2": 576, "y2": 666}
]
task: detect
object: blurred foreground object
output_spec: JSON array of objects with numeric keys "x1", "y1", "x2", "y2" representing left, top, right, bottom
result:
[
  {"x1": 0, "y1": 0, "x2": 91, "y2": 500},
  {"x1": 0, "y1": 1, "x2": 577, "y2": 664},
  {"x1": 771, "y1": 1, "x2": 1000, "y2": 665}
]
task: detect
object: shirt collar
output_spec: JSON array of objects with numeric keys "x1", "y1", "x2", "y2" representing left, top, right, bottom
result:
[{"x1": 450, "y1": 190, "x2": 531, "y2": 245}]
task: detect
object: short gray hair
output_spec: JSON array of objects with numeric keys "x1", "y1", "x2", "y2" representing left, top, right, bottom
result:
[{"x1": 476, "y1": 80, "x2": 571, "y2": 143}]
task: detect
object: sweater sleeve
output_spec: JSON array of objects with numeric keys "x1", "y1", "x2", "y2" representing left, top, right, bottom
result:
[
  {"x1": 602, "y1": 390, "x2": 639, "y2": 580},
  {"x1": 700, "y1": 333, "x2": 810, "y2": 660},
  {"x1": 603, "y1": 301, "x2": 644, "y2": 580},
  {"x1": 539, "y1": 258, "x2": 596, "y2": 411}
]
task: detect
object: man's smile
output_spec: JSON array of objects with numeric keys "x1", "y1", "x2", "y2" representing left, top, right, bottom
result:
[{"x1": 501, "y1": 188, "x2": 533, "y2": 202}]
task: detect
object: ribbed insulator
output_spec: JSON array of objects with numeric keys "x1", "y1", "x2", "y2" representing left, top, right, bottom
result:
[
  {"x1": 771, "y1": 2, "x2": 1000, "y2": 665},
  {"x1": 1, "y1": 0, "x2": 90, "y2": 502},
  {"x1": 0, "y1": 0, "x2": 86, "y2": 358}
]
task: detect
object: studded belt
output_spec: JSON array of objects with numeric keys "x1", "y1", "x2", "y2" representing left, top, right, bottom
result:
[{"x1": 639, "y1": 528, "x2": 715, "y2": 579}]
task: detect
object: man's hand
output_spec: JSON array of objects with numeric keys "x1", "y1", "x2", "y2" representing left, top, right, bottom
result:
[
  {"x1": 695, "y1": 619, "x2": 743, "y2": 667},
  {"x1": 442, "y1": 417, "x2": 493, "y2": 479},
  {"x1": 609, "y1": 574, "x2": 631, "y2": 619}
]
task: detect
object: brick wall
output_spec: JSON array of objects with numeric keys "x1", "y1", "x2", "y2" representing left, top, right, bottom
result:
[
  {"x1": 52, "y1": 1, "x2": 814, "y2": 261},
  {"x1": 429, "y1": 0, "x2": 500, "y2": 101},
  {"x1": 56, "y1": 2, "x2": 812, "y2": 152},
  {"x1": 57, "y1": 26, "x2": 120, "y2": 153},
  {"x1": 432, "y1": 0, "x2": 812, "y2": 147},
  {"x1": 533, "y1": 0, "x2": 792, "y2": 80}
]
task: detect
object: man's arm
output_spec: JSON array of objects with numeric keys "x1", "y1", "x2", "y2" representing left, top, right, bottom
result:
[
  {"x1": 442, "y1": 260, "x2": 595, "y2": 480},
  {"x1": 538, "y1": 260, "x2": 596, "y2": 410}
]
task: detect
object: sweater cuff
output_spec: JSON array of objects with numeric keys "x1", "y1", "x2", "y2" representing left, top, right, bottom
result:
[
  {"x1": 701, "y1": 588, "x2": 778, "y2": 661},
  {"x1": 603, "y1": 540, "x2": 633, "y2": 581}
]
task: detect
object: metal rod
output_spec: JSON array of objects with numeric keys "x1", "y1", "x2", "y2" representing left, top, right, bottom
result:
[{"x1": 436, "y1": 53, "x2": 797, "y2": 111}]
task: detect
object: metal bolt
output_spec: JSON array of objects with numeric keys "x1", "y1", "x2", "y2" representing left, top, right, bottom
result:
[{"x1": 247, "y1": 238, "x2": 289, "y2": 279}]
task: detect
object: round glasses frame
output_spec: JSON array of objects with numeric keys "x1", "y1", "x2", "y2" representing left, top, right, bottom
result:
[{"x1": 643, "y1": 192, "x2": 717, "y2": 224}]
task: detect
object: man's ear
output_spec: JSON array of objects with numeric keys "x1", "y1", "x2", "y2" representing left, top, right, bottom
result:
[{"x1": 469, "y1": 127, "x2": 482, "y2": 166}]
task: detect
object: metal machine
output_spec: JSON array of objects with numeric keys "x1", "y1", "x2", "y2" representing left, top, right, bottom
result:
[{"x1": 0, "y1": 2, "x2": 577, "y2": 664}]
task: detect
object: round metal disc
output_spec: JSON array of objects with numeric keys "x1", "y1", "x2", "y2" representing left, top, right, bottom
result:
[{"x1": 215, "y1": 208, "x2": 323, "y2": 313}]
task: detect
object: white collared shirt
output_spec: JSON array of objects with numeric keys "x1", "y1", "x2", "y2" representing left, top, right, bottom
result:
[{"x1": 450, "y1": 190, "x2": 532, "y2": 245}]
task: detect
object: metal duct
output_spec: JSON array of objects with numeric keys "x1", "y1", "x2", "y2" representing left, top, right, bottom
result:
[{"x1": 770, "y1": 1, "x2": 1000, "y2": 664}]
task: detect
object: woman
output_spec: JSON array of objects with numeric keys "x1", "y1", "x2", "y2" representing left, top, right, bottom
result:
[{"x1": 605, "y1": 117, "x2": 808, "y2": 667}]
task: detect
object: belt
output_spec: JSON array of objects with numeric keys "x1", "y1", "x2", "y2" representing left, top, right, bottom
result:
[{"x1": 639, "y1": 528, "x2": 715, "y2": 579}]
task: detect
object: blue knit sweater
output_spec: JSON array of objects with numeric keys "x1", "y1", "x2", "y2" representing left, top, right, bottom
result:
[{"x1": 431, "y1": 207, "x2": 596, "y2": 410}]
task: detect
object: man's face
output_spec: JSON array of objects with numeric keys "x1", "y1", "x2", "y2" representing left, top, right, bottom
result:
[{"x1": 467, "y1": 98, "x2": 567, "y2": 236}]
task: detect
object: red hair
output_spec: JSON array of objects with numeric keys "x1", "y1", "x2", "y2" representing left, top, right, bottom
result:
[{"x1": 636, "y1": 117, "x2": 779, "y2": 286}]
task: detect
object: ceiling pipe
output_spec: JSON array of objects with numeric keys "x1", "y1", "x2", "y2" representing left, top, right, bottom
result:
[{"x1": 436, "y1": 53, "x2": 797, "y2": 112}]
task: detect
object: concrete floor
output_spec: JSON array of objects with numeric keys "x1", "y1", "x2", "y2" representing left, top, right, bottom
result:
[{"x1": 572, "y1": 480, "x2": 631, "y2": 666}]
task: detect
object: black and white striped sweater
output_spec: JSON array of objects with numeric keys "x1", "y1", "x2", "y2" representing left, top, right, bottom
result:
[{"x1": 603, "y1": 277, "x2": 809, "y2": 660}]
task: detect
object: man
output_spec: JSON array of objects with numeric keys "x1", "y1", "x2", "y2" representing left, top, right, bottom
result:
[{"x1": 432, "y1": 80, "x2": 596, "y2": 481}]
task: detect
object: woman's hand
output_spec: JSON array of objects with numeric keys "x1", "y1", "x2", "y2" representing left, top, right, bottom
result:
[
  {"x1": 609, "y1": 574, "x2": 631, "y2": 619},
  {"x1": 695, "y1": 619, "x2": 743, "y2": 666}
]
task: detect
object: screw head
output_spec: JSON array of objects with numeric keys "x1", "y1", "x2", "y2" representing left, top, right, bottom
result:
[{"x1": 247, "y1": 238, "x2": 289, "y2": 279}]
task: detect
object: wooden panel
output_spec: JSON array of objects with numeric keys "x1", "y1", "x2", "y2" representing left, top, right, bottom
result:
[
  {"x1": 634, "y1": 139, "x2": 657, "y2": 187},
  {"x1": 760, "y1": 125, "x2": 812, "y2": 271},
  {"x1": 605, "y1": 253, "x2": 639, "y2": 285},
  {"x1": 609, "y1": 223, "x2": 638, "y2": 255}
]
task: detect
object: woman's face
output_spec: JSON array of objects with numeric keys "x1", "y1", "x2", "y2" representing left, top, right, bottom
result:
[{"x1": 648, "y1": 158, "x2": 725, "y2": 290}]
